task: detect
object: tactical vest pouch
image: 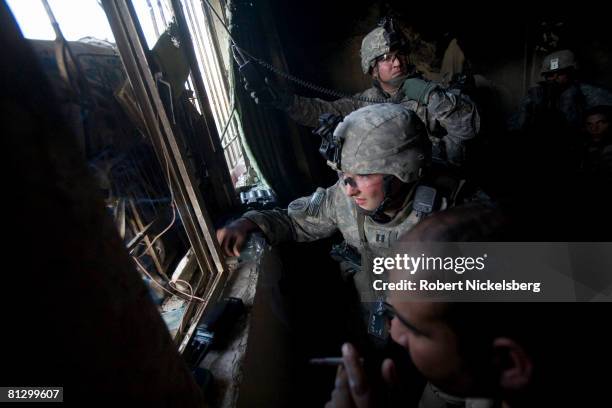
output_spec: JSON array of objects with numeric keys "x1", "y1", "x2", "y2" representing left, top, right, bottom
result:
[
  {"x1": 367, "y1": 301, "x2": 390, "y2": 342},
  {"x1": 414, "y1": 185, "x2": 438, "y2": 217},
  {"x1": 306, "y1": 188, "x2": 325, "y2": 217}
]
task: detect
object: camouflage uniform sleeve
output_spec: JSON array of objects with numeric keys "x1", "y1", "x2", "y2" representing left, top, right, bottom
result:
[
  {"x1": 580, "y1": 83, "x2": 612, "y2": 108},
  {"x1": 285, "y1": 93, "x2": 367, "y2": 128},
  {"x1": 426, "y1": 90, "x2": 480, "y2": 166},
  {"x1": 241, "y1": 183, "x2": 340, "y2": 245}
]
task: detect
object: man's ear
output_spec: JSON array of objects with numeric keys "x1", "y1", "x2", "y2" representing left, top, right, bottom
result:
[
  {"x1": 493, "y1": 337, "x2": 533, "y2": 392},
  {"x1": 372, "y1": 65, "x2": 379, "y2": 80}
]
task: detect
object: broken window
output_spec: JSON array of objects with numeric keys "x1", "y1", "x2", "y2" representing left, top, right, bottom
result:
[
  {"x1": 7, "y1": 0, "x2": 239, "y2": 350},
  {"x1": 131, "y1": 0, "x2": 256, "y2": 189}
]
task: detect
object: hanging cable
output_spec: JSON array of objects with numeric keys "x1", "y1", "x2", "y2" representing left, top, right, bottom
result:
[
  {"x1": 135, "y1": 146, "x2": 177, "y2": 260},
  {"x1": 200, "y1": 0, "x2": 391, "y2": 104},
  {"x1": 133, "y1": 256, "x2": 206, "y2": 303}
]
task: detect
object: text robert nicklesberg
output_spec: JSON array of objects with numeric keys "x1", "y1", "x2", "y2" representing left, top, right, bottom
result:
[
  {"x1": 371, "y1": 254, "x2": 541, "y2": 293},
  {"x1": 373, "y1": 279, "x2": 542, "y2": 293}
]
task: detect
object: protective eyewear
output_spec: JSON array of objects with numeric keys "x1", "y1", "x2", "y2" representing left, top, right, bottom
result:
[
  {"x1": 377, "y1": 50, "x2": 407, "y2": 64},
  {"x1": 338, "y1": 172, "x2": 380, "y2": 189}
]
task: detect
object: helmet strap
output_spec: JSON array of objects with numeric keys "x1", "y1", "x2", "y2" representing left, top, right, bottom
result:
[{"x1": 359, "y1": 176, "x2": 414, "y2": 223}]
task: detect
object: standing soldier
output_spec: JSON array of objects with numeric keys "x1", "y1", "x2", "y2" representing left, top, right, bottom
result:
[
  {"x1": 247, "y1": 18, "x2": 480, "y2": 168},
  {"x1": 514, "y1": 49, "x2": 612, "y2": 131}
]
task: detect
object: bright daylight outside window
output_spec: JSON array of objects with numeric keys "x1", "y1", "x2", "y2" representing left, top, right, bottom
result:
[
  {"x1": 9, "y1": 0, "x2": 257, "y2": 191},
  {"x1": 131, "y1": 0, "x2": 257, "y2": 190}
]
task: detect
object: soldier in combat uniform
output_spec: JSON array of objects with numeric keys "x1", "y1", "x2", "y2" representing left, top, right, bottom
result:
[
  {"x1": 513, "y1": 49, "x2": 612, "y2": 131},
  {"x1": 217, "y1": 104, "x2": 484, "y2": 345},
  {"x1": 249, "y1": 18, "x2": 480, "y2": 167}
]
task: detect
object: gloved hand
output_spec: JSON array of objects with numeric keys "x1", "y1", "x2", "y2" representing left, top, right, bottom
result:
[
  {"x1": 244, "y1": 77, "x2": 293, "y2": 111},
  {"x1": 400, "y1": 76, "x2": 438, "y2": 104}
]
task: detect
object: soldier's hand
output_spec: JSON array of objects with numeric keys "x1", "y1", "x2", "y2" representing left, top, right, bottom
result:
[
  {"x1": 244, "y1": 77, "x2": 292, "y2": 110},
  {"x1": 216, "y1": 218, "x2": 258, "y2": 257},
  {"x1": 325, "y1": 343, "x2": 373, "y2": 408},
  {"x1": 401, "y1": 77, "x2": 438, "y2": 104}
]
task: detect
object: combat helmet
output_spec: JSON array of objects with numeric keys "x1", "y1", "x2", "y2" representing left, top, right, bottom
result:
[
  {"x1": 541, "y1": 49, "x2": 577, "y2": 75},
  {"x1": 334, "y1": 103, "x2": 429, "y2": 183},
  {"x1": 360, "y1": 17, "x2": 408, "y2": 74},
  {"x1": 332, "y1": 103, "x2": 428, "y2": 221}
]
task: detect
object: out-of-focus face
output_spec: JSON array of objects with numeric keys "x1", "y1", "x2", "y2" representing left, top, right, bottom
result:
[
  {"x1": 373, "y1": 50, "x2": 408, "y2": 85},
  {"x1": 339, "y1": 172, "x2": 385, "y2": 211},
  {"x1": 586, "y1": 113, "x2": 610, "y2": 139},
  {"x1": 543, "y1": 70, "x2": 571, "y2": 87},
  {"x1": 387, "y1": 299, "x2": 474, "y2": 395}
]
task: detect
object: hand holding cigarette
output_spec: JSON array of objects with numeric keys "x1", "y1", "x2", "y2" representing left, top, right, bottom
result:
[{"x1": 323, "y1": 343, "x2": 372, "y2": 408}]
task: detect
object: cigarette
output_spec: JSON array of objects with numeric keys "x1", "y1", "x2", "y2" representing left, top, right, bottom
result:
[{"x1": 309, "y1": 357, "x2": 364, "y2": 366}]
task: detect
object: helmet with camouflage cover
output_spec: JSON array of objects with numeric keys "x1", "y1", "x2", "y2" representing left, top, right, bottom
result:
[
  {"x1": 360, "y1": 17, "x2": 407, "y2": 74},
  {"x1": 333, "y1": 103, "x2": 429, "y2": 183},
  {"x1": 541, "y1": 49, "x2": 577, "y2": 75}
]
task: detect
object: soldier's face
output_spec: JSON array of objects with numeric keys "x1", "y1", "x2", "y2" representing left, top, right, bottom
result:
[
  {"x1": 373, "y1": 51, "x2": 408, "y2": 84},
  {"x1": 339, "y1": 172, "x2": 385, "y2": 211},
  {"x1": 586, "y1": 113, "x2": 610, "y2": 139},
  {"x1": 544, "y1": 70, "x2": 571, "y2": 87}
]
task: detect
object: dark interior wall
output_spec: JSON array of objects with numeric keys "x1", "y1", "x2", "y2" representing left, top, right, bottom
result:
[{"x1": 271, "y1": 0, "x2": 379, "y2": 96}]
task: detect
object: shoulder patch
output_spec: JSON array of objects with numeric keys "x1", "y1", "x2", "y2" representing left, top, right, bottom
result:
[
  {"x1": 288, "y1": 197, "x2": 308, "y2": 212},
  {"x1": 306, "y1": 188, "x2": 326, "y2": 217}
]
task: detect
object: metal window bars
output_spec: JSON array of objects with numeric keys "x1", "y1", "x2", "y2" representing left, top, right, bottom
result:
[
  {"x1": 132, "y1": 0, "x2": 250, "y2": 185},
  {"x1": 102, "y1": 0, "x2": 229, "y2": 352},
  {"x1": 178, "y1": 0, "x2": 251, "y2": 186}
]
